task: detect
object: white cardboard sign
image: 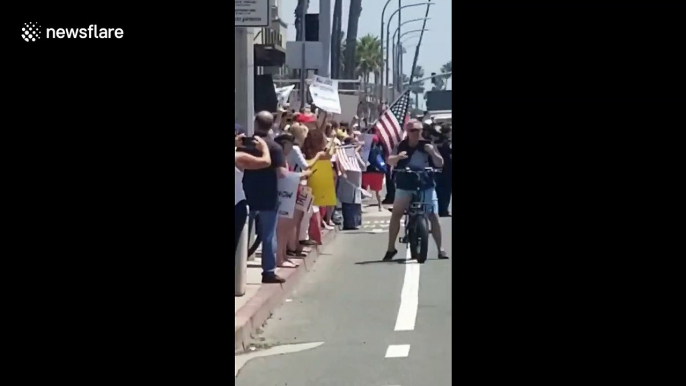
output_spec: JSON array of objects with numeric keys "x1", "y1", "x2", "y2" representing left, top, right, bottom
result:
[
  {"x1": 274, "y1": 84, "x2": 295, "y2": 107},
  {"x1": 361, "y1": 134, "x2": 375, "y2": 163},
  {"x1": 235, "y1": 0, "x2": 271, "y2": 28},
  {"x1": 277, "y1": 172, "x2": 301, "y2": 218},
  {"x1": 295, "y1": 186, "x2": 313, "y2": 213},
  {"x1": 309, "y1": 75, "x2": 342, "y2": 114}
]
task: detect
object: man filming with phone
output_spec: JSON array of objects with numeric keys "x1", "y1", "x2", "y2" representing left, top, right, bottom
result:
[
  {"x1": 237, "y1": 111, "x2": 311, "y2": 284},
  {"x1": 382, "y1": 119, "x2": 449, "y2": 261}
]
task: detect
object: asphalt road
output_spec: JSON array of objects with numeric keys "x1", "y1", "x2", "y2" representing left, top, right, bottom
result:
[{"x1": 235, "y1": 209, "x2": 452, "y2": 386}]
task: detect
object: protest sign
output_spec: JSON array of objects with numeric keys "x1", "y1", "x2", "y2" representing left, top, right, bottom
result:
[
  {"x1": 295, "y1": 186, "x2": 313, "y2": 213},
  {"x1": 277, "y1": 171, "x2": 301, "y2": 218},
  {"x1": 274, "y1": 84, "x2": 295, "y2": 107},
  {"x1": 308, "y1": 159, "x2": 337, "y2": 206},
  {"x1": 309, "y1": 75, "x2": 342, "y2": 114},
  {"x1": 361, "y1": 134, "x2": 374, "y2": 163}
]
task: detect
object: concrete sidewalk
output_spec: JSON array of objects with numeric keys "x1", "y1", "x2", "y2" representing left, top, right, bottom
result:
[{"x1": 235, "y1": 228, "x2": 338, "y2": 353}]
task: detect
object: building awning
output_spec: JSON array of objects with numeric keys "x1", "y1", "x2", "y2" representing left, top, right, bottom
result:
[{"x1": 254, "y1": 44, "x2": 286, "y2": 67}]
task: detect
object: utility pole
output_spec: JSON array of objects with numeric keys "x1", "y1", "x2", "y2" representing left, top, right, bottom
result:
[
  {"x1": 235, "y1": 28, "x2": 255, "y2": 136},
  {"x1": 299, "y1": 1, "x2": 307, "y2": 107},
  {"x1": 408, "y1": 0, "x2": 431, "y2": 89},
  {"x1": 320, "y1": 0, "x2": 331, "y2": 77}
]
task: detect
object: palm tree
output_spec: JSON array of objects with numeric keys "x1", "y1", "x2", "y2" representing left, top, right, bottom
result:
[
  {"x1": 344, "y1": 0, "x2": 363, "y2": 82},
  {"x1": 294, "y1": 0, "x2": 310, "y2": 42},
  {"x1": 355, "y1": 35, "x2": 382, "y2": 93},
  {"x1": 339, "y1": 31, "x2": 347, "y2": 76},
  {"x1": 409, "y1": 66, "x2": 426, "y2": 109}
]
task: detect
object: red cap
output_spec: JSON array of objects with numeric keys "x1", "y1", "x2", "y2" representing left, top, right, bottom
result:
[{"x1": 296, "y1": 114, "x2": 317, "y2": 123}]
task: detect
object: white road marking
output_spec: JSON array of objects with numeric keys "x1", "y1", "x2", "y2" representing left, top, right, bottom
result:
[
  {"x1": 385, "y1": 344, "x2": 411, "y2": 358},
  {"x1": 394, "y1": 248, "x2": 420, "y2": 331}
]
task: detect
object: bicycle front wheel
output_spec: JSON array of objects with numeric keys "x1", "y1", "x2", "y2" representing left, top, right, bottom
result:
[{"x1": 409, "y1": 216, "x2": 430, "y2": 263}]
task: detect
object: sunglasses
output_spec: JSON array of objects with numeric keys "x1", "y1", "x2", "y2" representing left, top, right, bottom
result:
[{"x1": 408, "y1": 129, "x2": 422, "y2": 133}]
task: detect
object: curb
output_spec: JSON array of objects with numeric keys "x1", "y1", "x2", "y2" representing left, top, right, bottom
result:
[{"x1": 234, "y1": 228, "x2": 338, "y2": 353}]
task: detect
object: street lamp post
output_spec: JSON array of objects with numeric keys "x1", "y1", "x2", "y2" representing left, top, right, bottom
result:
[
  {"x1": 398, "y1": 0, "x2": 402, "y2": 88},
  {"x1": 392, "y1": 29, "x2": 428, "y2": 91},
  {"x1": 398, "y1": 28, "x2": 429, "y2": 42},
  {"x1": 379, "y1": 0, "x2": 395, "y2": 103},
  {"x1": 391, "y1": 18, "x2": 431, "y2": 55},
  {"x1": 384, "y1": 2, "x2": 434, "y2": 102}
]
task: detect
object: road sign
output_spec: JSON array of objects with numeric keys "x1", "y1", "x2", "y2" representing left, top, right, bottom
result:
[{"x1": 235, "y1": 0, "x2": 271, "y2": 28}]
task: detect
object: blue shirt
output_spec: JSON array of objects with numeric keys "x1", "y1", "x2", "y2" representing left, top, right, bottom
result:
[{"x1": 239, "y1": 136, "x2": 285, "y2": 211}]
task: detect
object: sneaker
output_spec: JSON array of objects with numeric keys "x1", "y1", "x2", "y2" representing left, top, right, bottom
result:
[
  {"x1": 383, "y1": 249, "x2": 398, "y2": 261},
  {"x1": 438, "y1": 251, "x2": 449, "y2": 260},
  {"x1": 278, "y1": 259, "x2": 298, "y2": 268},
  {"x1": 262, "y1": 274, "x2": 286, "y2": 284}
]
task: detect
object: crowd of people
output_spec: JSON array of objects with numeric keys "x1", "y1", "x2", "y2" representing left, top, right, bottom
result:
[{"x1": 235, "y1": 104, "x2": 452, "y2": 284}]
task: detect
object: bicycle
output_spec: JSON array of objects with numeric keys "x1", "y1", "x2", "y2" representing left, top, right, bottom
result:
[{"x1": 395, "y1": 167, "x2": 439, "y2": 264}]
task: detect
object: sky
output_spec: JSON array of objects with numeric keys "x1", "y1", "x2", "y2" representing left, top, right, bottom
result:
[{"x1": 277, "y1": 0, "x2": 452, "y2": 108}]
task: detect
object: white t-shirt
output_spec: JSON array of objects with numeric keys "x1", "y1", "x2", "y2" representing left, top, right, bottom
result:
[
  {"x1": 287, "y1": 145, "x2": 308, "y2": 173},
  {"x1": 235, "y1": 151, "x2": 246, "y2": 205}
]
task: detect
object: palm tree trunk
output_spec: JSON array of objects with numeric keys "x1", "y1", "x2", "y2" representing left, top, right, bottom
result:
[
  {"x1": 344, "y1": 0, "x2": 363, "y2": 82},
  {"x1": 295, "y1": 0, "x2": 309, "y2": 42},
  {"x1": 331, "y1": 0, "x2": 342, "y2": 78}
]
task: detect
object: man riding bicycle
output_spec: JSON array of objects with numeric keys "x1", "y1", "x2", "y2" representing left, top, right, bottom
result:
[{"x1": 383, "y1": 119, "x2": 449, "y2": 261}]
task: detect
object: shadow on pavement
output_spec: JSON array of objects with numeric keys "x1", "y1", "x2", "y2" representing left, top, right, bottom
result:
[
  {"x1": 338, "y1": 230, "x2": 385, "y2": 235},
  {"x1": 354, "y1": 259, "x2": 405, "y2": 265},
  {"x1": 354, "y1": 257, "x2": 450, "y2": 266}
]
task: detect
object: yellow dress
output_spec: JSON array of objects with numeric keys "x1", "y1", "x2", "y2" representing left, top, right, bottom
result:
[{"x1": 308, "y1": 159, "x2": 337, "y2": 206}]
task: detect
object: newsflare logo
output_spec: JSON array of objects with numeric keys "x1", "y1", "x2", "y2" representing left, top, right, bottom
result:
[
  {"x1": 22, "y1": 23, "x2": 124, "y2": 42},
  {"x1": 22, "y1": 22, "x2": 41, "y2": 42}
]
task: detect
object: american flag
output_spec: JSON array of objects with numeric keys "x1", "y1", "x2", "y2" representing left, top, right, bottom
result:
[
  {"x1": 335, "y1": 145, "x2": 362, "y2": 173},
  {"x1": 374, "y1": 90, "x2": 411, "y2": 155}
]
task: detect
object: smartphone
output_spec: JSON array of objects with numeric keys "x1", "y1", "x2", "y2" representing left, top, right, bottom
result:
[
  {"x1": 241, "y1": 136, "x2": 257, "y2": 149},
  {"x1": 418, "y1": 140, "x2": 431, "y2": 152}
]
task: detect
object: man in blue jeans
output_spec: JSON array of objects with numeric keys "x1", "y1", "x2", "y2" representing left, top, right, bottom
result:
[{"x1": 239, "y1": 111, "x2": 288, "y2": 283}]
